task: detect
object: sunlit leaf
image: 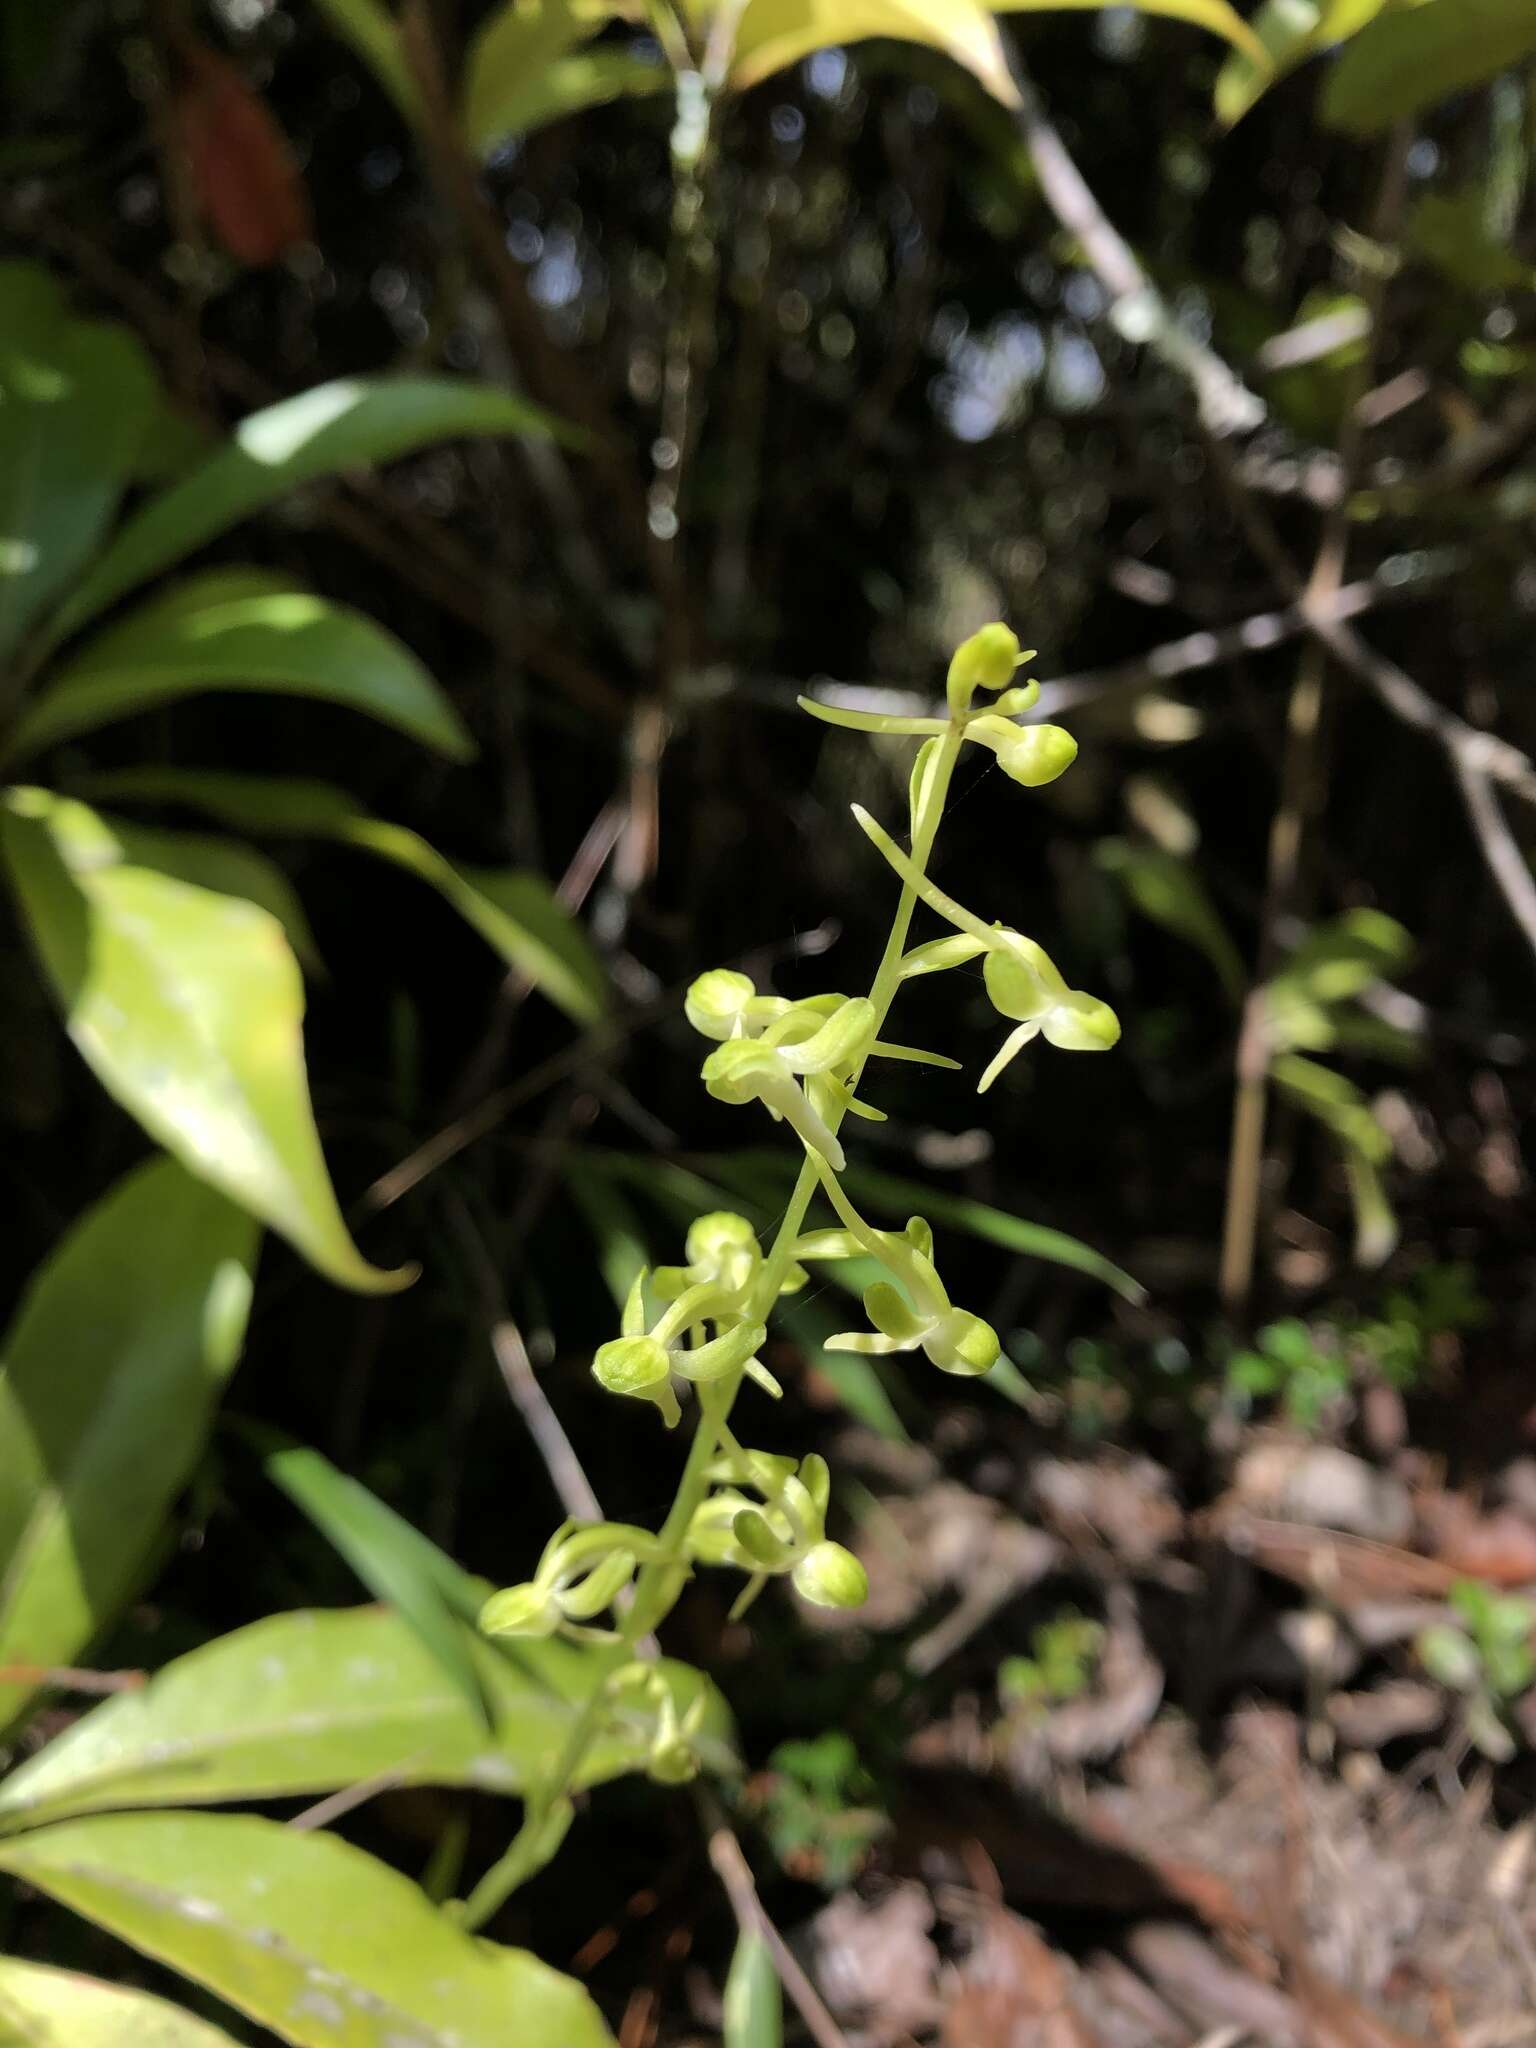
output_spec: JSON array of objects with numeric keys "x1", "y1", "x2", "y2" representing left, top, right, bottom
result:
[
  {"x1": 81, "y1": 812, "x2": 323, "y2": 976},
  {"x1": 312, "y1": 0, "x2": 419, "y2": 119},
  {"x1": 462, "y1": 1, "x2": 662, "y2": 151},
  {"x1": 0, "y1": 787, "x2": 408, "y2": 1294},
  {"x1": 0, "y1": 1812, "x2": 617, "y2": 2048},
  {"x1": 700, "y1": 0, "x2": 1019, "y2": 103},
  {"x1": 262, "y1": 1440, "x2": 491, "y2": 1725},
  {"x1": 1214, "y1": 0, "x2": 1386, "y2": 126},
  {"x1": 0, "y1": 1156, "x2": 257, "y2": 1734},
  {"x1": 0, "y1": 262, "x2": 157, "y2": 660},
  {"x1": 0, "y1": 1956, "x2": 240, "y2": 2047},
  {"x1": 994, "y1": 0, "x2": 1267, "y2": 68},
  {"x1": 13, "y1": 569, "x2": 475, "y2": 762},
  {"x1": 1321, "y1": 0, "x2": 1536, "y2": 134},
  {"x1": 0, "y1": 1604, "x2": 732, "y2": 1829},
  {"x1": 44, "y1": 377, "x2": 568, "y2": 651},
  {"x1": 75, "y1": 768, "x2": 607, "y2": 1024}
]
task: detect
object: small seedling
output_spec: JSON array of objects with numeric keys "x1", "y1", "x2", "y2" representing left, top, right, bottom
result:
[
  {"x1": 998, "y1": 1610, "x2": 1105, "y2": 1719},
  {"x1": 753, "y1": 1732, "x2": 889, "y2": 1888},
  {"x1": 1417, "y1": 1579, "x2": 1536, "y2": 1762}
]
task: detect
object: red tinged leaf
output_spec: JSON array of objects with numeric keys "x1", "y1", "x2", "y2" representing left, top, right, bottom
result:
[{"x1": 175, "y1": 41, "x2": 312, "y2": 267}]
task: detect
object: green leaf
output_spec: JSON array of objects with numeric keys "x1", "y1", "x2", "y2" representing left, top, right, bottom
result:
[
  {"x1": 1408, "y1": 189, "x2": 1536, "y2": 293},
  {"x1": 1096, "y1": 838, "x2": 1246, "y2": 1003},
  {"x1": 842, "y1": 1164, "x2": 1146, "y2": 1304},
  {"x1": 13, "y1": 569, "x2": 475, "y2": 762},
  {"x1": 1272, "y1": 1053, "x2": 1397, "y2": 1267},
  {"x1": 463, "y1": 2, "x2": 663, "y2": 151},
  {"x1": 1213, "y1": 0, "x2": 1386, "y2": 126},
  {"x1": 311, "y1": 0, "x2": 419, "y2": 119},
  {"x1": 702, "y1": 0, "x2": 1020, "y2": 101},
  {"x1": 0, "y1": 1956, "x2": 240, "y2": 2047},
  {"x1": 262, "y1": 1441, "x2": 491, "y2": 1726},
  {"x1": 85, "y1": 812, "x2": 323, "y2": 976},
  {"x1": 0, "y1": 1812, "x2": 617, "y2": 2048},
  {"x1": 994, "y1": 0, "x2": 1267, "y2": 67},
  {"x1": 723, "y1": 1931, "x2": 782, "y2": 2048},
  {"x1": 0, "y1": 787, "x2": 407, "y2": 1294},
  {"x1": 999, "y1": 0, "x2": 1261, "y2": 66},
  {"x1": 1321, "y1": 0, "x2": 1536, "y2": 133},
  {"x1": 44, "y1": 377, "x2": 567, "y2": 650},
  {"x1": 1268, "y1": 909, "x2": 1412, "y2": 1009},
  {"x1": 0, "y1": 262, "x2": 158, "y2": 660},
  {"x1": 0, "y1": 1603, "x2": 731, "y2": 1829},
  {"x1": 563, "y1": 1159, "x2": 650, "y2": 1308},
  {"x1": 0, "y1": 1156, "x2": 257, "y2": 1734},
  {"x1": 74, "y1": 769, "x2": 608, "y2": 1025}
]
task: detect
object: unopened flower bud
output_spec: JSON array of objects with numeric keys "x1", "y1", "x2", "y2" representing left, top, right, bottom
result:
[
  {"x1": 792, "y1": 1541, "x2": 869, "y2": 1610},
  {"x1": 947, "y1": 623, "x2": 1024, "y2": 714},
  {"x1": 479, "y1": 1583, "x2": 560, "y2": 1639}
]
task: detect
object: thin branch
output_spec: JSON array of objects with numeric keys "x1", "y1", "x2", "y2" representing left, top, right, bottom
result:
[
  {"x1": 435, "y1": 1184, "x2": 606, "y2": 1528},
  {"x1": 13, "y1": 203, "x2": 626, "y2": 723},
  {"x1": 1453, "y1": 756, "x2": 1536, "y2": 961},
  {"x1": 0, "y1": 1663, "x2": 145, "y2": 1695},
  {"x1": 1310, "y1": 613, "x2": 1536, "y2": 809},
  {"x1": 778, "y1": 561, "x2": 1454, "y2": 726},
  {"x1": 1005, "y1": 52, "x2": 1263, "y2": 436},
  {"x1": 698, "y1": 1790, "x2": 852, "y2": 2048},
  {"x1": 289, "y1": 1761, "x2": 420, "y2": 1832},
  {"x1": 488, "y1": 1317, "x2": 605, "y2": 1525}
]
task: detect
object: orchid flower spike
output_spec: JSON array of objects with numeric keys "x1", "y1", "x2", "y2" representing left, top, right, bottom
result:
[
  {"x1": 854, "y1": 805, "x2": 1120, "y2": 1091},
  {"x1": 651, "y1": 1210, "x2": 806, "y2": 1307},
  {"x1": 686, "y1": 1447, "x2": 868, "y2": 1617},
  {"x1": 479, "y1": 1519, "x2": 662, "y2": 1642},
  {"x1": 699, "y1": 994, "x2": 876, "y2": 1170},
  {"x1": 593, "y1": 1266, "x2": 774, "y2": 1428}
]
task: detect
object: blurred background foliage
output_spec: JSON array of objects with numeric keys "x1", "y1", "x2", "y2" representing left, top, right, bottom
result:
[{"x1": 5, "y1": 0, "x2": 1536, "y2": 2034}]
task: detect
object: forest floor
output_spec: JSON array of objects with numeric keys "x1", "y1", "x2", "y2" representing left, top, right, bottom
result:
[{"x1": 552, "y1": 1371, "x2": 1536, "y2": 2048}]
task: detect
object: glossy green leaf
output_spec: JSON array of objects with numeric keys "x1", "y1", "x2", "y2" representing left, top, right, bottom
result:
[
  {"x1": 0, "y1": 1156, "x2": 257, "y2": 1734},
  {"x1": 463, "y1": 2, "x2": 663, "y2": 151},
  {"x1": 312, "y1": 0, "x2": 419, "y2": 118},
  {"x1": 1321, "y1": 0, "x2": 1536, "y2": 133},
  {"x1": 45, "y1": 377, "x2": 567, "y2": 650},
  {"x1": 0, "y1": 787, "x2": 407, "y2": 1294},
  {"x1": 0, "y1": 1812, "x2": 617, "y2": 2048},
  {"x1": 263, "y1": 1442, "x2": 491, "y2": 1725},
  {"x1": 1097, "y1": 838, "x2": 1245, "y2": 1003},
  {"x1": 75, "y1": 768, "x2": 607, "y2": 1024},
  {"x1": 590, "y1": 1152, "x2": 910, "y2": 1438},
  {"x1": 83, "y1": 813, "x2": 322, "y2": 976},
  {"x1": 0, "y1": 262, "x2": 157, "y2": 660},
  {"x1": 1213, "y1": 0, "x2": 1385, "y2": 126},
  {"x1": 702, "y1": 0, "x2": 1020, "y2": 102},
  {"x1": 994, "y1": 0, "x2": 1267, "y2": 67},
  {"x1": 723, "y1": 1931, "x2": 782, "y2": 2048},
  {"x1": 0, "y1": 1603, "x2": 732, "y2": 1829},
  {"x1": 13, "y1": 569, "x2": 475, "y2": 762},
  {"x1": 0, "y1": 1956, "x2": 240, "y2": 2047}
]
